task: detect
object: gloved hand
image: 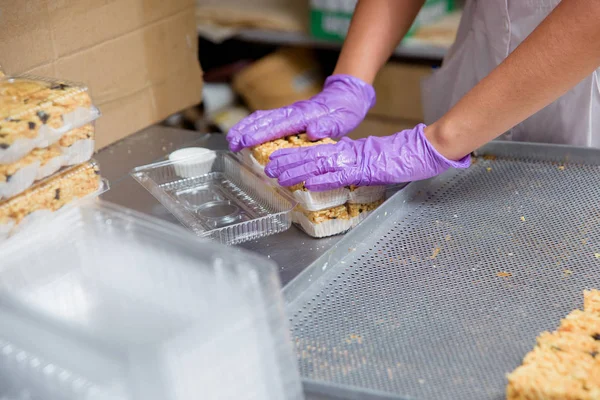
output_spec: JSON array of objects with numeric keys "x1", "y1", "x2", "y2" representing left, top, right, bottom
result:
[
  {"x1": 227, "y1": 74, "x2": 376, "y2": 152},
  {"x1": 264, "y1": 124, "x2": 470, "y2": 191}
]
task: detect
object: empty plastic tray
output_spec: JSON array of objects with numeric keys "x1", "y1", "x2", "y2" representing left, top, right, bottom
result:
[
  {"x1": 131, "y1": 151, "x2": 296, "y2": 245},
  {"x1": 0, "y1": 201, "x2": 304, "y2": 400}
]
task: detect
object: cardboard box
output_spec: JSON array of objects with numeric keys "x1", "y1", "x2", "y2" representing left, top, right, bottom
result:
[
  {"x1": 196, "y1": 0, "x2": 309, "y2": 32},
  {"x1": 0, "y1": 0, "x2": 203, "y2": 149},
  {"x1": 233, "y1": 48, "x2": 323, "y2": 111},
  {"x1": 310, "y1": 0, "x2": 455, "y2": 42},
  {"x1": 348, "y1": 116, "x2": 420, "y2": 140},
  {"x1": 370, "y1": 62, "x2": 434, "y2": 121}
]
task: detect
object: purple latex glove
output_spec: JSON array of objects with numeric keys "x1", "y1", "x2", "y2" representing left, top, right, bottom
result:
[
  {"x1": 227, "y1": 74, "x2": 375, "y2": 152},
  {"x1": 265, "y1": 124, "x2": 470, "y2": 191}
]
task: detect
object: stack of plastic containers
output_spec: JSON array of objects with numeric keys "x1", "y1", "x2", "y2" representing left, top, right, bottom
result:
[
  {"x1": 241, "y1": 134, "x2": 388, "y2": 238},
  {"x1": 0, "y1": 201, "x2": 304, "y2": 400},
  {"x1": 0, "y1": 75, "x2": 104, "y2": 240}
]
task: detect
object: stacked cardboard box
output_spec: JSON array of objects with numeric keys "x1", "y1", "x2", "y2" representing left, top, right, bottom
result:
[
  {"x1": 0, "y1": 0, "x2": 204, "y2": 150},
  {"x1": 349, "y1": 62, "x2": 434, "y2": 140}
]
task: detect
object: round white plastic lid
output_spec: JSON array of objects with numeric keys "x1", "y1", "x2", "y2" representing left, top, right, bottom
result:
[{"x1": 168, "y1": 147, "x2": 216, "y2": 165}]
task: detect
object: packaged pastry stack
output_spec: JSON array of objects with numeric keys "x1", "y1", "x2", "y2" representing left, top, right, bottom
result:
[
  {"x1": 0, "y1": 75, "x2": 104, "y2": 240},
  {"x1": 241, "y1": 134, "x2": 387, "y2": 238}
]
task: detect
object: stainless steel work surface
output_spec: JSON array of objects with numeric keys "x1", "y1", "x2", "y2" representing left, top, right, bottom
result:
[
  {"x1": 96, "y1": 126, "x2": 343, "y2": 286},
  {"x1": 284, "y1": 142, "x2": 600, "y2": 399}
]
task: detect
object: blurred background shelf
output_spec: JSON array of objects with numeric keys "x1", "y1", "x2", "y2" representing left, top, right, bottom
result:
[{"x1": 231, "y1": 28, "x2": 449, "y2": 61}]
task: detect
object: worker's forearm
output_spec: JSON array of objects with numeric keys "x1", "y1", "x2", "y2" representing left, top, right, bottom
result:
[
  {"x1": 333, "y1": 0, "x2": 425, "y2": 84},
  {"x1": 425, "y1": 0, "x2": 600, "y2": 160}
]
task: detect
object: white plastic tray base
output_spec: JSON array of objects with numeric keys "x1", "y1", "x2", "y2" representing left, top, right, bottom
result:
[
  {"x1": 0, "y1": 220, "x2": 14, "y2": 240},
  {"x1": 291, "y1": 188, "x2": 349, "y2": 212},
  {"x1": 292, "y1": 208, "x2": 380, "y2": 238},
  {"x1": 0, "y1": 162, "x2": 40, "y2": 200},
  {"x1": 348, "y1": 186, "x2": 386, "y2": 204},
  {"x1": 292, "y1": 211, "x2": 352, "y2": 238}
]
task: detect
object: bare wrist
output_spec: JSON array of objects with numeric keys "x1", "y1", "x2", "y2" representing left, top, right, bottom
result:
[{"x1": 424, "y1": 121, "x2": 468, "y2": 161}]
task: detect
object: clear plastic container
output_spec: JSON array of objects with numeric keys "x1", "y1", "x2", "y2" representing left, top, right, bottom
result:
[
  {"x1": 0, "y1": 75, "x2": 100, "y2": 164},
  {"x1": 131, "y1": 151, "x2": 297, "y2": 245},
  {"x1": 0, "y1": 123, "x2": 95, "y2": 200},
  {"x1": 0, "y1": 160, "x2": 107, "y2": 240},
  {"x1": 0, "y1": 201, "x2": 305, "y2": 400},
  {"x1": 239, "y1": 149, "x2": 387, "y2": 211}
]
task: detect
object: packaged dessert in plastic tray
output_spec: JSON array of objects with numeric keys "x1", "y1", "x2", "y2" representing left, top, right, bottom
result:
[
  {"x1": 0, "y1": 75, "x2": 100, "y2": 164},
  {"x1": 0, "y1": 201, "x2": 304, "y2": 400},
  {"x1": 0, "y1": 159, "x2": 107, "y2": 241},
  {"x1": 0, "y1": 123, "x2": 95, "y2": 200},
  {"x1": 239, "y1": 147, "x2": 387, "y2": 211},
  {"x1": 292, "y1": 205, "x2": 353, "y2": 238},
  {"x1": 292, "y1": 197, "x2": 386, "y2": 238},
  {"x1": 131, "y1": 150, "x2": 297, "y2": 245}
]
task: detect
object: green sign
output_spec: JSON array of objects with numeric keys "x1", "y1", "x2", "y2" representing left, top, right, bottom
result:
[{"x1": 310, "y1": 0, "x2": 456, "y2": 42}]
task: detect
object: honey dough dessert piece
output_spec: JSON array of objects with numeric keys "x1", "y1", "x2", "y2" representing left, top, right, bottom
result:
[
  {"x1": 251, "y1": 139, "x2": 294, "y2": 166},
  {"x1": 558, "y1": 310, "x2": 600, "y2": 337},
  {"x1": 533, "y1": 331, "x2": 600, "y2": 356},
  {"x1": 300, "y1": 204, "x2": 349, "y2": 224},
  {"x1": 0, "y1": 124, "x2": 95, "y2": 198},
  {"x1": 58, "y1": 123, "x2": 94, "y2": 147},
  {"x1": 506, "y1": 292, "x2": 600, "y2": 400},
  {"x1": 0, "y1": 149, "x2": 44, "y2": 184},
  {"x1": 283, "y1": 134, "x2": 336, "y2": 192},
  {"x1": 286, "y1": 133, "x2": 336, "y2": 147},
  {"x1": 584, "y1": 290, "x2": 600, "y2": 315},
  {"x1": 0, "y1": 161, "x2": 101, "y2": 226},
  {"x1": 288, "y1": 182, "x2": 306, "y2": 192},
  {"x1": 0, "y1": 78, "x2": 93, "y2": 149},
  {"x1": 347, "y1": 198, "x2": 384, "y2": 218},
  {"x1": 36, "y1": 145, "x2": 63, "y2": 166},
  {"x1": 252, "y1": 134, "x2": 339, "y2": 203},
  {"x1": 507, "y1": 348, "x2": 599, "y2": 400},
  {"x1": 0, "y1": 124, "x2": 94, "y2": 183},
  {"x1": 286, "y1": 133, "x2": 311, "y2": 146}
]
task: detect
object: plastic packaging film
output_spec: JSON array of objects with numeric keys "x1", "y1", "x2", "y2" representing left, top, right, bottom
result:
[{"x1": 0, "y1": 201, "x2": 304, "y2": 400}]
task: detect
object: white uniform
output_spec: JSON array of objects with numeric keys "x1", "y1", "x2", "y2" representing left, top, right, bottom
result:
[{"x1": 421, "y1": 0, "x2": 600, "y2": 147}]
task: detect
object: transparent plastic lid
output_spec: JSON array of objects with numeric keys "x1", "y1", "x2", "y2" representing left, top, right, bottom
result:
[
  {"x1": 0, "y1": 75, "x2": 101, "y2": 164},
  {"x1": 131, "y1": 150, "x2": 297, "y2": 245},
  {"x1": 0, "y1": 201, "x2": 304, "y2": 400}
]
